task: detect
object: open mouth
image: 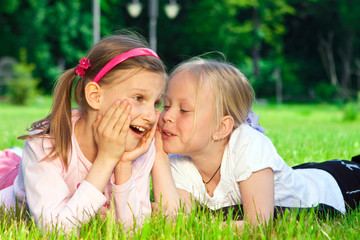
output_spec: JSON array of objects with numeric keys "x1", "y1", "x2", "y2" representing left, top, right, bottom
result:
[
  {"x1": 130, "y1": 125, "x2": 147, "y2": 134},
  {"x1": 163, "y1": 131, "x2": 174, "y2": 136},
  {"x1": 162, "y1": 129, "x2": 175, "y2": 137}
]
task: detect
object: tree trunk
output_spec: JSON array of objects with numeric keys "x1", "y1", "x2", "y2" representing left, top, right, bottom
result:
[
  {"x1": 252, "y1": 7, "x2": 260, "y2": 78},
  {"x1": 339, "y1": 32, "x2": 353, "y2": 93},
  {"x1": 318, "y1": 32, "x2": 338, "y2": 87},
  {"x1": 274, "y1": 67, "x2": 282, "y2": 104}
]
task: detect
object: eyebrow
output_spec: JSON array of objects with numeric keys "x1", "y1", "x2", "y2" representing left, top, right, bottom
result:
[
  {"x1": 132, "y1": 88, "x2": 163, "y2": 99},
  {"x1": 131, "y1": 88, "x2": 148, "y2": 92},
  {"x1": 164, "y1": 95, "x2": 194, "y2": 105}
]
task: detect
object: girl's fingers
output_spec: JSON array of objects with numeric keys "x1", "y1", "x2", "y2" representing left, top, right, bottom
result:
[
  {"x1": 118, "y1": 115, "x2": 131, "y2": 140},
  {"x1": 96, "y1": 101, "x2": 119, "y2": 134},
  {"x1": 113, "y1": 104, "x2": 132, "y2": 137},
  {"x1": 102, "y1": 100, "x2": 128, "y2": 132},
  {"x1": 140, "y1": 110, "x2": 160, "y2": 147},
  {"x1": 154, "y1": 126, "x2": 163, "y2": 151},
  {"x1": 136, "y1": 124, "x2": 156, "y2": 152}
]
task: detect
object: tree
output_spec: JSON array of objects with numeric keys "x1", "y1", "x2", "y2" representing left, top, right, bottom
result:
[
  {"x1": 0, "y1": 0, "x2": 94, "y2": 92},
  {"x1": 285, "y1": 0, "x2": 360, "y2": 101}
]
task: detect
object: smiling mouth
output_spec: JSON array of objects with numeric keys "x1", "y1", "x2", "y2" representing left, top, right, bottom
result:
[
  {"x1": 162, "y1": 130, "x2": 175, "y2": 137},
  {"x1": 130, "y1": 125, "x2": 147, "y2": 134}
]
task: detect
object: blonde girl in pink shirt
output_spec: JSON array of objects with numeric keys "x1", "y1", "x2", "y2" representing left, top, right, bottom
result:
[{"x1": 0, "y1": 33, "x2": 167, "y2": 231}]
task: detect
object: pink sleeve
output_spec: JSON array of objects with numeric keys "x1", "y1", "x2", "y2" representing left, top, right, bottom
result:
[
  {"x1": 21, "y1": 139, "x2": 107, "y2": 231},
  {"x1": 111, "y1": 143, "x2": 154, "y2": 227}
]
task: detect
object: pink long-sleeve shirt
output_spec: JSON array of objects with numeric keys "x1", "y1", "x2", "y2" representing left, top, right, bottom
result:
[{"x1": 1, "y1": 110, "x2": 154, "y2": 231}]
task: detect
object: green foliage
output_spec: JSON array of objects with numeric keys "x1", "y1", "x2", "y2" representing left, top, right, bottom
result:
[
  {"x1": 1, "y1": 0, "x2": 360, "y2": 100},
  {"x1": 315, "y1": 82, "x2": 337, "y2": 102},
  {"x1": 0, "y1": 0, "x2": 93, "y2": 92},
  {"x1": 7, "y1": 49, "x2": 39, "y2": 105}
]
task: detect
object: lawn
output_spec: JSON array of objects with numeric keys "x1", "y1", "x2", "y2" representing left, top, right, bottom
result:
[{"x1": 0, "y1": 98, "x2": 360, "y2": 239}]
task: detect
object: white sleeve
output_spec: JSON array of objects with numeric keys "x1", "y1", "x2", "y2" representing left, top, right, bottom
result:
[
  {"x1": 21, "y1": 139, "x2": 107, "y2": 231},
  {"x1": 232, "y1": 128, "x2": 283, "y2": 182},
  {"x1": 111, "y1": 143, "x2": 154, "y2": 227}
]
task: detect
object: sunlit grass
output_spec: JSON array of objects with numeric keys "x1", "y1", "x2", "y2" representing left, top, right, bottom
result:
[
  {"x1": 0, "y1": 96, "x2": 52, "y2": 149},
  {"x1": 1, "y1": 100, "x2": 360, "y2": 239}
]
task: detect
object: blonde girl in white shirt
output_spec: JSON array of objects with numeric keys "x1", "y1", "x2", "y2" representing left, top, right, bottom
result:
[{"x1": 153, "y1": 57, "x2": 360, "y2": 226}]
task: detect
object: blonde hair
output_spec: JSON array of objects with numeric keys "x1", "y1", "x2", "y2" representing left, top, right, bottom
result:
[
  {"x1": 170, "y1": 57, "x2": 254, "y2": 138},
  {"x1": 19, "y1": 33, "x2": 166, "y2": 169}
]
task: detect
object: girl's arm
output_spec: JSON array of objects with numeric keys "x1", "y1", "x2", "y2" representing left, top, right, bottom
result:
[
  {"x1": 151, "y1": 127, "x2": 190, "y2": 214},
  {"x1": 238, "y1": 168, "x2": 274, "y2": 225},
  {"x1": 112, "y1": 111, "x2": 161, "y2": 226},
  {"x1": 86, "y1": 100, "x2": 132, "y2": 191},
  {"x1": 21, "y1": 100, "x2": 132, "y2": 231},
  {"x1": 21, "y1": 139, "x2": 108, "y2": 231},
  {"x1": 111, "y1": 148, "x2": 154, "y2": 227}
]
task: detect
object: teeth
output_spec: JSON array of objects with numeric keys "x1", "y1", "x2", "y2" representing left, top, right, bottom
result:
[
  {"x1": 165, "y1": 132, "x2": 173, "y2": 136},
  {"x1": 133, "y1": 126, "x2": 146, "y2": 132}
]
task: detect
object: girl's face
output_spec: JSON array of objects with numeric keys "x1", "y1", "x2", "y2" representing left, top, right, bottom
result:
[
  {"x1": 159, "y1": 70, "x2": 215, "y2": 157},
  {"x1": 100, "y1": 69, "x2": 166, "y2": 151}
]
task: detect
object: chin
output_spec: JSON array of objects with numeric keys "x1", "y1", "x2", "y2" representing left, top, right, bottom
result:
[{"x1": 163, "y1": 144, "x2": 180, "y2": 155}]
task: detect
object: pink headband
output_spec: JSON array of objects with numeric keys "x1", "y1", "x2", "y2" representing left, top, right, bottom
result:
[{"x1": 92, "y1": 48, "x2": 159, "y2": 83}]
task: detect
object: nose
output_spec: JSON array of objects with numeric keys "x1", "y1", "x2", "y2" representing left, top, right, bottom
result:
[{"x1": 161, "y1": 107, "x2": 174, "y2": 123}]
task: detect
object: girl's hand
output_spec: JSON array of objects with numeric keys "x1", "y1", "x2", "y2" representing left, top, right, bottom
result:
[
  {"x1": 114, "y1": 111, "x2": 160, "y2": 185},
  {"x1": 119, "y1": 110, "x2": 160, "y2": 164},
  {"x1": 93, "y1": 100, "x2": 131, "y2": 165},
  {"x1": 86, "y1": 100, "x2": 131, "y2": 191},
  {"x1": 154, "y1": 120, "x2": 170, "y2": 163}
]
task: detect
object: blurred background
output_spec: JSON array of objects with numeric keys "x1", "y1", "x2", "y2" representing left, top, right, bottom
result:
[{"x1": 0, "y1": 0, "x2": 359, "y2": 105}]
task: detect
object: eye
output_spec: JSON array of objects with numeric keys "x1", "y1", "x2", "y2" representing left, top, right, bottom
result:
[
  {"x1": 180, "y1": 109, "x2": 189, "y2": 113},
  {"x1": 163, "y1": 105, "x2": 170, "y2": 110},
  {"x1": 133, "y1": 95, "x2": 144, "y2": 102},
  {"x1": 154, "y1": 100, "x2": 161, "y2": 108}
]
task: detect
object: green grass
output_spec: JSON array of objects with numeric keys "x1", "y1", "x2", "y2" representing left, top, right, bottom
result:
[
  {"x1": 1, "y1": 100, "x2": 360, "y2": 239},
  {"x1": 0, "y1": 96, "x2": 52, "y2": 149}
]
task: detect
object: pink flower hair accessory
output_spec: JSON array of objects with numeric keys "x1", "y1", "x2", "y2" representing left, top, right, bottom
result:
[{"x1": 75, "y1": 57, "x2": 91, "y2": 77}]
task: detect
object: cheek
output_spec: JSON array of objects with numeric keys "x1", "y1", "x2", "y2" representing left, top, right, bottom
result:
[
  {"x1": 99, "y1": 93, "x2": 118, "y2": 113},
  {"x1": 178, "y1": 119, "x2": 195, "y2": 139},
  {"x1": 127, "y1": 101, "x2": 143, "y2": 117}
]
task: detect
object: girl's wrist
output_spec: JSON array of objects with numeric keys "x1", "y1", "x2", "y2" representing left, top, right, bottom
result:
[
  {"x1": 96, "y1": 151, "x2": 124, "y2": 167},
  {"x1": 155, "y1": 152, "x2": 170, "y2": 164},
  {"x1": 114, "y1": 161, "x2": 133, "y2": 185}
]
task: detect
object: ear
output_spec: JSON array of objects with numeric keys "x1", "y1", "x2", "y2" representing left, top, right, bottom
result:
[
  {"x1": 85, "y1": 82, "x2": 102, "y2": 110},
  {"x1": 213, "y1": 115, "x2": 234, "y2": 141}
]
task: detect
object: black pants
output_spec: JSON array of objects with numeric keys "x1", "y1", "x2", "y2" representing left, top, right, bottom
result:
[{"x1": 293, "y1": 155, "x2": 360, "y2": 212}]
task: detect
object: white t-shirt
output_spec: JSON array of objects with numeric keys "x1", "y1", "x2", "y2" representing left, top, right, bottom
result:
[{"x1": 170, "y1": 124, "x2": 346, "y2": 213}]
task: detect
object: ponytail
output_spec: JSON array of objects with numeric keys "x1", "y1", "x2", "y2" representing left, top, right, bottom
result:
[
  {"x1": 19, "y1": 69, "x2": 77, "y2": 169},
  {"x1": 49, "y1": 69, "x2": 77, "y2": 168}
]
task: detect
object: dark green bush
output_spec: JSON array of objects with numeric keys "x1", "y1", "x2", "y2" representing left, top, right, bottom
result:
[{"x1": 314, "y1": 82, "x2": 337, "y2": 102}]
